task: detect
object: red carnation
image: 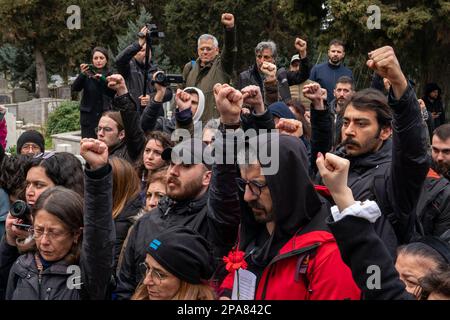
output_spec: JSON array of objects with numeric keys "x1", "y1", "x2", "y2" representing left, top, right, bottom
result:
[{"x1": 223, "y1": 249, "x2": 247, "y2": 272}]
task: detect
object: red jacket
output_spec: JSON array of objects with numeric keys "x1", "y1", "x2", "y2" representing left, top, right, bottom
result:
[{"x1": 220, "y1": 230, "x2": 361, "y2": 300}]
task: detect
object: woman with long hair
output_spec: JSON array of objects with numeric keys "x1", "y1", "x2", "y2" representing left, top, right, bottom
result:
[
  {"x1": 72, "y1": 47, "x2": 115, "y2": 138},
  {"x1": 0, "y1": 139, "x2": 114, "y2": 300}
]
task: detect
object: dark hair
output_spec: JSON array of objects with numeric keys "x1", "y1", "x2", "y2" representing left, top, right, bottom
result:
[
  {"x1": 32, "y1": 186, "x2": 84, "y2": 264},
  {"x1": 336, "y1": 76, "x2": 354, "y2": 90},
  {"x1": 419, "y1": 268, "x2": 450, "y2": 299},
  {"x1": 433, "y1": 124, "x2": 450, "y2": 141},
  {"x1": 26, "y1": 152, "x2": 84, "y2": 196},
  {"x1": 344, "y1": 88, "x2": 393, "y2": 129},
  {"x1": 139, "y1": 131, "x2": 175, "y2": 180},
  {"x1": 285, "y1": 99, "x2": 311, "y2": 140},
  {"x1": 398, "y1": 242, "x2": 448, "y2": 274},
  {"x1": 92, "y1": 46, "x2": 109, "y2": 62},
  {"x1": 102, "y1": 111, "x2": 124, "y2": 132},
  {"x1": 329, "y1": 39, "x2": 345, "y2": 50},
  {"x1": 0, "y1": 155, "x2": 33, "y2": 199}
]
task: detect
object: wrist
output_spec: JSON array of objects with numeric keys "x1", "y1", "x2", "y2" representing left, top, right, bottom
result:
[
  {"x1": 311, "y1": 99, "x2": 325, "y2": 110},
  {"x1": 331, "y1": 187, "x2": 355, "y2": 212},
  {"x1": 5, "y1": 234, "x2": 16, "y2": 247},
  {"x1": 220, "y1": 116, "x2": 241, "y2": 126},
  {"x1": 154, "y1": 90, "x2": 165, "y2": 102},
  {"x1": 116, "y1": 87, "x2": 128, "y2": 96}
]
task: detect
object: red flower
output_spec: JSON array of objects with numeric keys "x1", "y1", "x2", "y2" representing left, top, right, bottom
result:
[{"x1": 223, "y1": 249, "x2": 247, "y2": 272}]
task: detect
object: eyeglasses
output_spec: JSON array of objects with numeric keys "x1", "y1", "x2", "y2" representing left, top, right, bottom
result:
[
  {"x1": 95, "y1": 126, "x2": 113, "y2": 134},
  {"x1": 139, "y1": 262, "x2": 167, "y2": 285},
  {"x1": 235, "y1": 177, "x2": 268, "y2": 197},
  {"x1": 29, "y1": 226, "x2": 71, "y2": 240},
  {"x1": 21, "y1": 143, "x2": 41, "y2": 152}
]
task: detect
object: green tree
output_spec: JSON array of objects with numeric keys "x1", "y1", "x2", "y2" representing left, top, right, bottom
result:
[{"x1": 45, "y1": 100, "x2": 80, "y2": 137}]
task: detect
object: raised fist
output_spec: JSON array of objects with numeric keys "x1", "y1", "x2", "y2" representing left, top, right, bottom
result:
[
  {"x1": 106, "y1": 74, "x2": 128, "y2": 96},
  {"x1": 276, "y1": 118, "x2": 303, "y2": 138},
  {"x1": 303, "y1": 83, "x2": 325, "y2": 110},
  {"x1": 261, "y1": 62, "x2": 277, "y2": 82},
  {"x1": 367, "y1": 46, "x2": 407, "y2": 98},
  {"x1": 295, "y1": 38, "x2": 307, "y2": 58},
  {"x1": 221, "y1": 13, "x2": 235, "y2": 28},
  {"x1": 213, "y1": 83, "x2": 242, "y2": 124},
  {"x1": 241, "y1": 85, "x2": 264, "y2": 114},
  {"x1": 175, "y1": 89, "x2": 192, "y2": 112},
  {"x1": 80, "y1": 138, "x2": 108, "y2": 170}
]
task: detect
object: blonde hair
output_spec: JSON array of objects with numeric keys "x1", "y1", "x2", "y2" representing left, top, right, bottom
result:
[
  {"x1": 110, "y1": 157, "x2": 141, "y2": 219},
  {"x1": 131, "y1": 280, "x2": 216, "y2": 300}
]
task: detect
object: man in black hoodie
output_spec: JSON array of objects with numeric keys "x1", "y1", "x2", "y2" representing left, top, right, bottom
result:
[{"x1": 315, "y1": 46, "x2": 429, "y2": 253}]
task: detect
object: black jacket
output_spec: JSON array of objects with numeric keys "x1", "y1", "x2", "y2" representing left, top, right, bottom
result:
[
  {"x1": 328, "y1": 215, "x2": 414, "y2": 300},
  {"x1": 416, "y1": 175, "x2": 450, "y2": 237},
  {"x1": 109, "y1": 93, "x2": 147, "y2": 164},
  {"x1": 115, "y1": 42, "x2": 172, "y2": 112},
  {"x1": 0, "y1": 165, "x2": 115, "y2": 300},
  {"x1": 316, "y1": 85, "x2": 429, "y2": 253},
  {"x1": 114, "y1": 195, "x2": 143, "y2": 271},
  {"x1": 115, "y1": 159, "x2": 241, "y2": 300}
]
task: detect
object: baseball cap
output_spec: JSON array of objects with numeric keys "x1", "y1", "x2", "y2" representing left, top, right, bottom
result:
[{"x1": 290, "y1": 54, "x2": 300, "y2": 64}]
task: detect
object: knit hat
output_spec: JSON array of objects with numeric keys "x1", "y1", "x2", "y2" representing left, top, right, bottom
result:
[
  {"x1": 145, "y1": 226, "x2": 214, "y2": 284},
  {"x1": 16, "y1": 130, "x2": 45, "y2": 154},
  {"x1": 268, "y1": 102, "x2": 297, "y2": 120},
  {"x1": 415, "y1": 236, "x2": 450, "y2": 263}
]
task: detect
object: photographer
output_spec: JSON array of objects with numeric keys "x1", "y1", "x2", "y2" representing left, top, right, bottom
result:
[
  {"x1": 116, "y1": 25, "x2": 172, "y2": 113},
  {"x1": 72, "y1": 47, "x2": 116, "y2": 139}
]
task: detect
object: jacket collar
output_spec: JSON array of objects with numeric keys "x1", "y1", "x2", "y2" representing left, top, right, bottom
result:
[{"x1": 158, "y1": 190, "x2": 209, "y2": 216}]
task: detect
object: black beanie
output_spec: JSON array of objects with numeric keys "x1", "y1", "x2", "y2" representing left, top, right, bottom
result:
[
  {"x1": 16, "y1": 130, "x2": 45, "y2": 154},
  {"x1": 415, "y1": 236, "x2": 450, "y2": 264},
  {"x1": 145, "y1": 226, "x2": 214, "y2": 284}
]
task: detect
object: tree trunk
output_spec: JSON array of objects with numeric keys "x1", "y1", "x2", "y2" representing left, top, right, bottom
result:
[{"x1": 35, "y1": 47, "x2": 49, "y2": 98}]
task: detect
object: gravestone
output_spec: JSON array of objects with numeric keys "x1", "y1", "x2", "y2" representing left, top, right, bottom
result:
[
  {"x1": 0, "y1": 95, "x2": 11, "y2": 104},
  {"x1": 12, "y1": 88, "x2": 30, "y2": 103}
]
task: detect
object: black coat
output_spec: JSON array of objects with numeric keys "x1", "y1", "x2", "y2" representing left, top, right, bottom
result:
[
  {"x1": 115, "y1": 162, "x2": 242, "y2": 300},
  {"x1": 71, "y1": 72, "x2": 116, "y2": 138},
  {"x1": 0, "y1": 165, "x2": 115, "y2": 300},
  {"x1": 328, "y1": 215, "x2": 414, "y2": 300},
  {"x1": 316, "y1": 84, "x2": 429, "y2": 254}
]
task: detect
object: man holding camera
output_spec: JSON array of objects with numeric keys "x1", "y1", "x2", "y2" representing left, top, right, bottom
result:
[
  {"x1": 116, "y1": 25, "x2": 172, "y2": 113},
  {"x1": 182, "y1": 13, "x2": 237, "y2": 123}
]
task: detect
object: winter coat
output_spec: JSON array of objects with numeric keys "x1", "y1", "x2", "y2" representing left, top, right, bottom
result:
[
  {"x1": 0, "y1": 165, "x2": 115, "y2": 300},
  {"x1": 328, "y1": 215, "x2": 414, "y2": 300},
  {"x1": 109, "y1": 93, "x2": 147, "y2": 164},
  {"x1": 71, "y1": 71, "x2": 115, "y2": 138},
  {"x1": 219, "y1": 133, "x2": 360, "y2": 300},
  {"x1": 113, "y1": 195, "x2": 143, "y2": 271},
  {"x1": 416, "y1": 169, "x2": 450, "y2": 237},
  {"x1": 115, "y1": 152, "x2": 242, "y2": 299},
  {"x1": 315, "y1": 84, "x2": 429, "y2": 253},
  {"x1": 309, "y1": 62, "x2": 352, "y2": 105},
  {"x1": 182, "y1": 27, "x2": 236, "y2": 123}
]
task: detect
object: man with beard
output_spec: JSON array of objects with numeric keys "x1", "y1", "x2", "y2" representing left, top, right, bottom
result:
[
  {"x1": 310, "y1": 39, "x2": 352, "y2": 105},
  {"x1": 316, "y1": 46, "x2": 429, "y2": 253},
  {"x1": 330, "y1": 76, "x2": 354, "y2": 149},
  {"x1": 211, "y1": 83, "x2": 360, "y2": 300},
  {"x1": 115, "y1": 136, "x2": 241, "y2": 299},
  {"x1": 415, "y1": 124, "x2": 450, "y2": 236}
]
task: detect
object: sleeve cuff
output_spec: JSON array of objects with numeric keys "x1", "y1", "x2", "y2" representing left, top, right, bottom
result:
[
  {"x1": 85, "y1": 163, "x2": 112, "y2": 180},
  {"x1": 331, "y1": 200, "x2": 381, "y2": 223}
]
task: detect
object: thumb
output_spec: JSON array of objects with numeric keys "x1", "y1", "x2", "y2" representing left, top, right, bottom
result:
[
  {"x1": 316, "y1": 152, "x2": 327, "y2": 175},
  {"x1": 366, "y1": 60, "x2": 375, "y2": 69}
]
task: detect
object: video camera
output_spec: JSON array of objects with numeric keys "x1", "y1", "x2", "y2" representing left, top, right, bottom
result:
[
  {"x1": 152, "y1": 72, "x2": 184, "y2": 87},
  {"x1": 10, "y1": 200, "x2": 32, "y2": 230},
  {"x1": 138, "y1": 23, "x2": 165, "y2": 40}
]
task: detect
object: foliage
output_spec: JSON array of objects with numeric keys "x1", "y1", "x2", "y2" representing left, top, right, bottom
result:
[{"x1": 45, "y1": 100, "x2": 80, "y2": 137}]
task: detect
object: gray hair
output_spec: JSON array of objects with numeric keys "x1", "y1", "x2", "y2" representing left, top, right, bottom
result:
[
  {"x1": 255, "y1": 41, "x2": 277, "y2": 58},
  {"x1": 198, "y1": 34, "x2": 219, "y2": 48}
]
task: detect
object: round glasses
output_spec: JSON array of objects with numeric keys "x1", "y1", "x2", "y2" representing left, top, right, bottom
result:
[{"x1": 139, "y1": 262, "x2": 167, "y2": 285}]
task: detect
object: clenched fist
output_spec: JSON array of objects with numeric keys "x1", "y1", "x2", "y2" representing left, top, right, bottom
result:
[
  {"x1": 295, "y1": 38, "x2": 307, "y2": 58},
  {"x1": 80, "y1": 138, "x2": 109, "y2": 170},
  {"x1": 175, "y1": 89, "x2": 192, "y2": 112},
  {"x1": 276, "y1": 118, "x2": 303, "y2": 138},
  {"x1": 106, "y1": 74, "x2": 128, "y2": 96},
  {"x1": 221, "y1": 13, "x2": 235, "y2": 29},
  {"x1": 367, "y1": 46, "x2": 407, "y2": 99},
  {"x1": 214, "y1": 83, "x2": 243, "y2": 124},
  {"x1": 260, "y1": 62, "x2": 277, "y2": 83},
  {"x1": 303, "y1": 83, "x2": 326, "y2": 110}
]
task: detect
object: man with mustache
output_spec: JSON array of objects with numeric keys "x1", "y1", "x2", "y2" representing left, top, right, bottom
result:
[
  {"x1": 317, "y1": 46, "x2": 429, "y2": 254},
  {"x1": 415, "y1": 124, "x2": 450, "y2": 236},
  {"x1": 212, "y1": 83, "x2": 360, "y2": 300},
  {"x1": 330, "y1": 76, "x2": 354, "y2": 149},
  {"x1": 310, "y1": 39, "x2": 353, "y2": 105}
]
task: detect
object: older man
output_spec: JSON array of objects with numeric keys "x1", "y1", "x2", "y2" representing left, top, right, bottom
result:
[{"x1": 182, "y1": 13, "x2": 236, "y2": 123}]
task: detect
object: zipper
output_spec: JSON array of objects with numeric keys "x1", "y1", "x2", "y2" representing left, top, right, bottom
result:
[{"x1": 260, "y1": 242, "x2": 321, "y2": 300}]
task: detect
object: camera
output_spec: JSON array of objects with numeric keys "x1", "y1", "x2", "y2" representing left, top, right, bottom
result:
[
  {"x1": 10, "y1": 200, "x2": 32, "y2": 228},
  {"x1": 138, "y1": 23, "x2": 165, "y2": 39},
  {"x1": 152, "y1": 72, "x2": 184, "y2": 87},
  {"x1": 86, "y1": 64, "x2": 106, "y2": 82}
]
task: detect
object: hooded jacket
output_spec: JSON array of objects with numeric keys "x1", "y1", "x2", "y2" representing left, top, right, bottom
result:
[
  {"x1": 219, "y1": 133, "x2": 360, "y2": 300},
  {"x1": 422, "y1": 83, "x2": 445, "y2": 129}
]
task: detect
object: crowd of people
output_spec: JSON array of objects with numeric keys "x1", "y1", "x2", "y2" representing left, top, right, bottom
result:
[{"x1": 0, "y1": 12, "x2": 449, "y2": 301}]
